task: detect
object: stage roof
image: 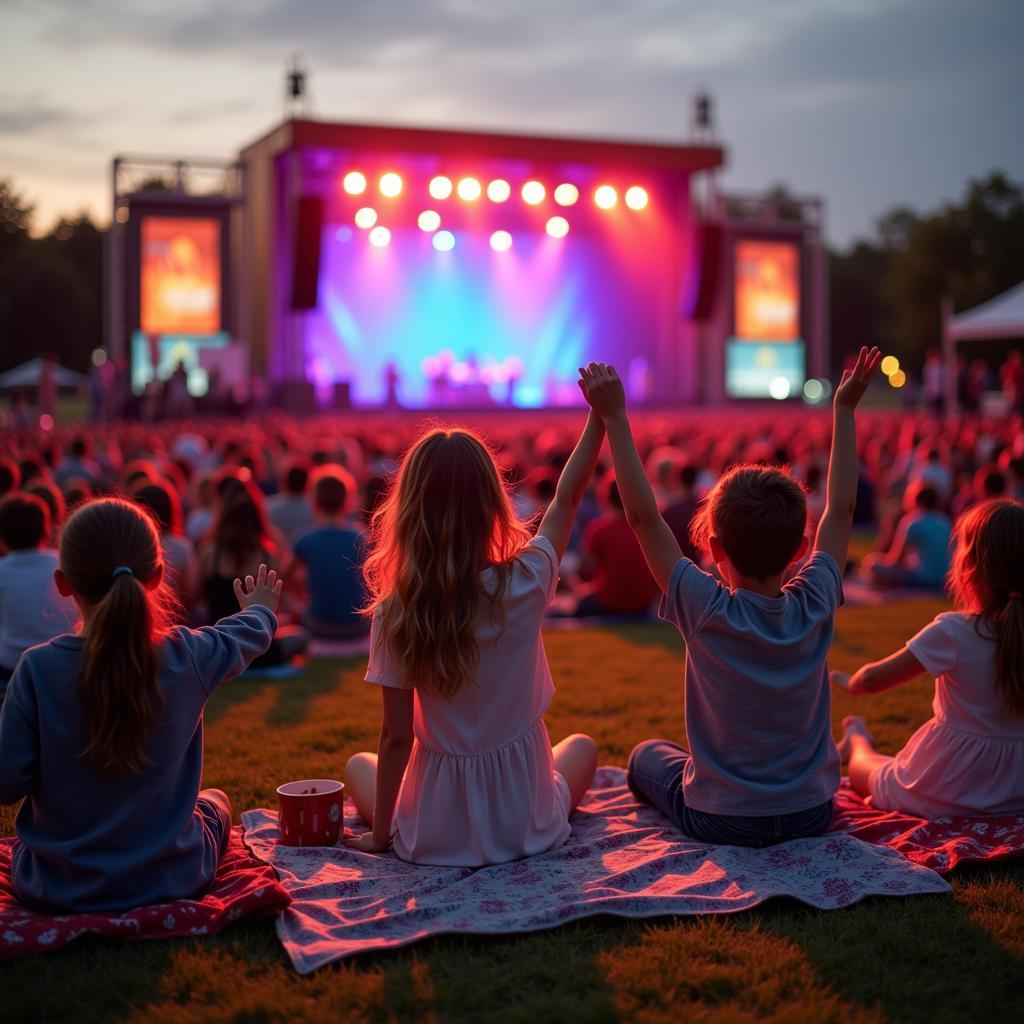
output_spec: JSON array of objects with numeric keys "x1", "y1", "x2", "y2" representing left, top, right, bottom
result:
[
  {"x1": 950, "y1": 281, "x2": 1024, "y2": 341},
  {"x1": 240, "y1": 118, "x2": 725, "y2": 175}
]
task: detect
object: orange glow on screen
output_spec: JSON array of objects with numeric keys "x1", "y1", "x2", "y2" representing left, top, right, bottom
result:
[
  {"x1": 735, "y1": 240, "x2": 799, "y2": 341},
  {"x1": 141, "y1": 217, "x2": 221, "y2": 335}
]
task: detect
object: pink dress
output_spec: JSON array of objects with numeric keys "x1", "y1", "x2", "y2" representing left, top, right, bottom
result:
[
  {"x1": 870, "y1": 611, "x2": 1024, "y2": 818},
  {"x1": 365, "y1": 536, "x2": 572, "y2": 866}
]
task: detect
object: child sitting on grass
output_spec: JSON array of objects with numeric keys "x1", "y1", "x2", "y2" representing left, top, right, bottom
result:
[
  {"x1": 344, "y1": 419, "x2": 601, "y2": 865},
  {"x1": 0, "y1": 493, "x2": 78, "y2": 700},
  {"x1": 0, "y1": 497, "x2": 281, "y2": 913},
  {"x1": 579, "y1": 347, "x2": 881, "y2": 847},
  {"x1": 833, "y1": 498, "x2": 1024, "y2": 818}
]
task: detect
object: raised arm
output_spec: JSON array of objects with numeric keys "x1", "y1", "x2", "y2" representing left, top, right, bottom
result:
[
  {"x1": 579, "y1": 363, "x2": 682, "y2": 591},
  {"x1": 831, "y1": 646, "x2": 925, "y2": 695},
  {"x1": 814, "y1": 346, "x2": 882, "y2": 567},
  {"x1": 537, "y1": 410, "x2": 606, "y2": 561}
]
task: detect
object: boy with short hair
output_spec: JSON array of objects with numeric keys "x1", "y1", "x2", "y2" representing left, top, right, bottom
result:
[
  {"x1": 292, "y1": 465, "x2": 368, "y2": 639},
  {"x1": 579, "y1": 347, "x2": 881, "y2": 847},
  {"x1": 0, "y1": 493, "x2": 78, "y2": 698}
]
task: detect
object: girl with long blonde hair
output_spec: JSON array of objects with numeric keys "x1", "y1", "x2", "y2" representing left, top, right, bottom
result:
[{"x1": 345, "y1": 414, "x2": 603, "y2": 864}]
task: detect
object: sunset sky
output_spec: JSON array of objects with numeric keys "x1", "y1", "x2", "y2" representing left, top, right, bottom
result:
[{"x1": 2, "y1": 0, "x2": 1021, "y2": 245}]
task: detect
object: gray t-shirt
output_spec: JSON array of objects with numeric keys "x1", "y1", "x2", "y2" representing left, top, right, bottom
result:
[{"x1": 660, "y1": 552, "x2": 843, "y2": 816}]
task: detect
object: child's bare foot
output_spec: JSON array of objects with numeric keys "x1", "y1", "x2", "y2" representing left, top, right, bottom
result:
[{"x1": 837, "y1": 715, "x2": 875, "y2": 762}]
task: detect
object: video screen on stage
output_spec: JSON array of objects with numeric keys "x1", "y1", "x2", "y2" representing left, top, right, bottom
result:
[
  {"x1": 140, "y1": 216, "x2": 221, "y2": 336},
  {"x1": 734, "y1": 240, "x2": 799, "y2": 342}
]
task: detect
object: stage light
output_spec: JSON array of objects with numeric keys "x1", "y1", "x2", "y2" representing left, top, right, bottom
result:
[
  {"x1": 354, "y1": 207, "x2": 378, "y2": 229},
  {"x1": 594, "y1": 185, "x2": 618, "y2": 209},
  {"x1": 429, "y1": 175, "x2": 453, "y2": 200},
  {"x1": 487, "y1": 179, "x2": 511, "y2": 203},
  {"x1": 489, "y1": 230, "x2": 512, "y2": 252},
  {"x1": 379, "y1": 172, "x2": 403, "y2": 198},
  {"x1": 456, "y1": 177, "x2": 482, "y2": 201},
  {"x1": 545, "y1": 216, "x2": 569, "y2": 238},
  {"x1": 769, "y1": 376, "x2": 791, "y2": 400},
  {"x1": 880, "y1": 355, "x2": 900, "y2": 377},
  {"x1": 91, "y1": 348, "x2": 108, "y2": 368},
  {"x1": 625, "y1": 186, "x2": 648, "y2": 210},
  {"x1": 368, "y1": 226, "x2": 391, "y2": 248},
  {"x1": 433, "y1": 230, "x2": 455, "y2": 252},
  {"x1": 417, "y1": 210, "x2": 441, "y2": 232},
  {"x1": 522, "y1": 180, "x2": 545, "y2": 205},
  {"x1": 343, "y1": 171, "x2": 367, "y2": 195},
  {"x1": 802, "y1": 379, "x2": 824, "y2": 403},
  {"x1": 889, "y1": 369, "x2": 907, "y2": 388},
  {"x1": 554, "y1": 183, "x2": 579, "y2": 207}
]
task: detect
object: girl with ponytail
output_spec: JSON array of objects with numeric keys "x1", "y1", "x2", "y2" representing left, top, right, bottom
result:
[
  {"x1": 832, "y1": 498, "x2": 1024, "y2": 818},
  {"x1": 0, "y1": 498, "x2": 282, "y2": 912}
]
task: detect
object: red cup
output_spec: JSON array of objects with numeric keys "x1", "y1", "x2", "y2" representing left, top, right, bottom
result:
[{"x1": 276, "y1": 779, "x2": 345, "y2": 847}]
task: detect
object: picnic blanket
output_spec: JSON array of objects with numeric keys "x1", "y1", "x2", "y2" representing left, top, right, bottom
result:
[
  {"x1": 0, "y1": 826, "x2": 290, "y2": 961},
  {"x1": 241, "y1": 766, "x2": 949, "y2": 973},
  {"x1": 831, "y1": 780, "x2": 1024, "y2": 873}
]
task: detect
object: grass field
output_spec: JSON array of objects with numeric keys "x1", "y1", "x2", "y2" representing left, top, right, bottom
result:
[{"x1": 2, "y1": 597, "x2": 1023, "y2": 1023}]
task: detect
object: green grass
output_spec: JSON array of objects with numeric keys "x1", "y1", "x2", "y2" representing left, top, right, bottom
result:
[{"x1": 2, "y1": 599, "x2": 1023, "y2": 1023}]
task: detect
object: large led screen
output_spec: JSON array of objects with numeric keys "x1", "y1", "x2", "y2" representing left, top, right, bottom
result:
[
  {"x1": 140, "y1": 217, "x2": 221, "y2": 335},
  {"x1": 734, "y1": 240, "x2": 799, "y2": 342}
]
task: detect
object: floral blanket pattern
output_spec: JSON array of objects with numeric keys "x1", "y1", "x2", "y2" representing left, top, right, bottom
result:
[
  {"x1": 241, "y1": 766, "x2": 949, "y2": 973},
  {"x1": 831, "y1": 780, "x2": 1024, "y2": 873},
  {"x1": 0, "y1": 826, "x2": 290, "y2": 961}
]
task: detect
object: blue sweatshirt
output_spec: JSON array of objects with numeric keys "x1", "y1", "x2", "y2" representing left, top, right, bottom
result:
[{"x1": 0, "y1": 606, "x2": 275, "y2": 912}]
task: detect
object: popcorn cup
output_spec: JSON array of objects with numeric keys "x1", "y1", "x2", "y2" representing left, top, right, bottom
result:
[{"x1": 276, "y1": 779, "x2": 344, "y2": 847}]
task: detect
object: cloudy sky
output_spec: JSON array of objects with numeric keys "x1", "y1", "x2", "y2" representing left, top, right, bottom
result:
[{"x1": 2, "y1": 0, "x2": 1021, "y2": 245}]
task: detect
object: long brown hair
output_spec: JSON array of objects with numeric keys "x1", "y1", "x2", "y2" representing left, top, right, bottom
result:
[
  {"x1": 947, "y1": 499, "x2": 1024, "y2": 716},
  {"x1": 363, "y1": 427, "x2": 532, "y2": 699},
  {"x1": 60, "y1": 498, "x2": 175, "y2": 772},
  {"x1": 208, "y1": 477, "x2": 276, "y2": 566}
]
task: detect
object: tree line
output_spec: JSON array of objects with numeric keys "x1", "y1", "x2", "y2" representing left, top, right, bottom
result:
[{"x1": 0, "y1": 172, "x2": 1021, "y2": 378}]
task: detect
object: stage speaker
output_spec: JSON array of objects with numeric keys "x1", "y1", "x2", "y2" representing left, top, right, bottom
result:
[
  {"x1": 277, "y1": 380, "x2": 317, "y2": 413},
  {"x1": 333, "y1": 381, "x2": 352, "y2": 409},
  {"x1": 290, "y1": 196, "x2": 323, "y2": 310},
  {"x1": 690, "y1": 223, "x2": 723, "y2": 322}
]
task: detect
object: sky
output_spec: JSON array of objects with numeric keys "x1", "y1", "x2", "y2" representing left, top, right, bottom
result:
[{"x1": 1, "y1": 0, "x2": 1022, "y2": 247}]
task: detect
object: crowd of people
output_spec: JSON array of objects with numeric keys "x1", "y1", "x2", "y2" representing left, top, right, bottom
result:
[{"x1": 0, "y1": 352, "x2": 1021, "y2": 914}]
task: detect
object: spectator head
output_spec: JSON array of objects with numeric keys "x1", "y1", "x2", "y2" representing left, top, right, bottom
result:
[
  {"x1": 678, "y1": 463, "x2": 698, "y2": 493},
  {"x1": 691, "y1": 464, "x2": 808, "y2": 581},
  {"x1": 17, "y1": 455, "x2": 45, "y2": 486},
  {"x1": 907, "y1": 482, "x2": 940, "y2": 512},
  {"x1": 0, "y1": 492, "x2": 51, "y2": 550},
  {"x1": 0, "y1": 459, "x2": 20, "y2": 497},
  {"x1": 526, "y1": 467, "x2": 558, "y2": 504},
  {"x1": 283, "y1": 461, "x2": 310, "y2": 497},
  {"x1": 27, "y1": 479, "x2": 66, "y2": 534},
  {"x1": 132, "y1": 479, "x2": 183, "y2": 536},
  {"x1": 70, "y1": 436, "x2": 90, "y2": 460},
  {"x1": 310, "y1": 464, "x2": 355, "y2": 517},
  {"x1": 600, "y1": 474, "x2": 625, "y2": 512},
  {"x1": 975, "y1": 467, "x2": 1007, "y2": 501},
  {"x1": 63, "y1": 478, "x2": 94, "y2": 511}
]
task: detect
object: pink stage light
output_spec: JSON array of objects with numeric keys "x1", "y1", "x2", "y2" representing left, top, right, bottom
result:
[
  {"x1": 379, "y1": 173, "x2": 403, "y2": 198},
  {"x1": 342, "y1": 171, "x2": 367, "y2": 195},
  {"x1": 354, "y1": 207, "x2": 378, "y2": 229},
  {"x1": 625, "y1": 186, "x2": 649, "y2": 210},
  {"x1": 433, "y1": 230, "x2": 456, "y2": 252},
  {"x1": 417, "y1": 210, "x2": 441, "y2": 232},
  {"x1": 368, "y1": 226, "x2": 391, "y2": 247},
  {"x1": 489, "y1": 230, "x2": 513, "y2": 252},
  {"x1": 456, "y1": 177, "x2": 482, "y2": 201},
  {"x1": 594, "y1": 185, "x2": 617, "y2": 209},
  {"x1": 545, "y1": 216, "x2": 569, "y2": 238},
  {"x1": 553, "y1": 183, "x2": 579, "y2": 207},
  {"x1": 487, "y1": 179, "x2": 511, "y2": 203},
  {"x1": 429, "y1": 176, "x2": 453, "y2": 200},
  {"x1": 521, "y1": 180, "x2": 545, "y2": 205}
]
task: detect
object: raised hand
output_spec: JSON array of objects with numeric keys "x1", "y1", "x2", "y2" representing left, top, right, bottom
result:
[
  {"x1": 233, "y1": 563, "x2": 283, "y2": 612},
  {"x1": 578, "y1": 362, "x2": 626, "y2": 421},
  {"x1": 834, "y1": 346, "x2": 882, "y2": 410}
]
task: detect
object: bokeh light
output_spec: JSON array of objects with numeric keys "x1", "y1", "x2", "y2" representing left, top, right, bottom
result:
[
  {"x1": 342, "y1": 171, "x2": 367, "y2": 195},
  {"x1": 625, "y1": 186, "x2": 649, "y2": 210},
  {"x1": 368, "y1": 226, "x2": 391, "y2": 247},
  {"x1": 354, "y1": 207, "x2": 378, "y2": 229},
  {"x1": 594, "y1": 185, "x2": 618, "y2": 209},
  {"x1": 456, "y1": 177, "x2": 482, "y2": 201},
  {"x1": 554, "y1": 183, "x2": 579, "y2": 207},
  {"x1": 802, "y1": 379, "x2": 824, "y2": 402},
  {"x1": 769, "y1": 376, "x2": 792, "y2": 400},
  {"x1": 545, "y1": 216, "x2": 569, "y2": 238},
  {"x1": 889, "y1": 369, "x2": 907, "y2": 388},
  {"x1": 522, "y1": 181, "x2": 546, "y2": 205},
  {"x1": 379, "y1": 172, "x2": 403, "y2": 198},
  {"x1": 428, "y1": 175, "x2": 453, "y2": 200},
  {"x1": 91, "y1": 348, "x2": 108, "y2": 367},
  {"x1": 880, "y1": 355, "x2": 900, "y2": 377},
  {"x1": 433, "y1": 230, "x2": 455, "y2": 252},
  {"x1": 489, "y1": 230, "x2": 513, "y2": 252},
  {"x1": 487, "y1": 179, "x2": 511, "y2": 203},
  {"x1": 417, "y1": 210, "x2": 441, "y2": 232}
]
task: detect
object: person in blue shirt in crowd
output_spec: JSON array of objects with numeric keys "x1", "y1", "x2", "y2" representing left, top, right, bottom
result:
[{"x1": 864, "y1": 482, "x2": 952, "y2": 590}]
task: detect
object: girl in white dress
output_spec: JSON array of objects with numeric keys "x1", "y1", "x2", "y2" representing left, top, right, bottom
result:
[
  {"x1": 344, "y1": 413, "x2": 603, "y2": 865},
  {"x1": 832, "y1": 499, "x2": 1024, "y2": 818}
]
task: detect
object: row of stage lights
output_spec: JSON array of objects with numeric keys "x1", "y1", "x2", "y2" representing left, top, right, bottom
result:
[{"x1": 341, "y1": 170, "x2": 649, "y2": 211}]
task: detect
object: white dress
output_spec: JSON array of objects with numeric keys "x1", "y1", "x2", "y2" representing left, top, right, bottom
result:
[{"x1": 365, "y1": 536, "x2": 572, "y2": 866}]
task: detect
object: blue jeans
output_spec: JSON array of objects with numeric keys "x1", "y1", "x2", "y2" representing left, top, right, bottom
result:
[{"x1": 627, "y1": 739, "x2": 834, "y2": 848}]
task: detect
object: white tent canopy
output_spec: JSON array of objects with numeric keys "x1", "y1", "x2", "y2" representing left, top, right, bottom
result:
[
  {"x1": 948, "y1": 281, "x2": 1024, "y2": 342},
  {"x1": 0, "y1": 357, "x2": 88, "y2": 392}
]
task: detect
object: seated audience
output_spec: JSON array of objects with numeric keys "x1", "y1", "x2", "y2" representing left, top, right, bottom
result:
[
  {"x1": 267, "y1": 460, "x2": 316, "y2": 542},
  {"x1": 863, "y1": 483, "x2": 951, "y2": 589}
]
